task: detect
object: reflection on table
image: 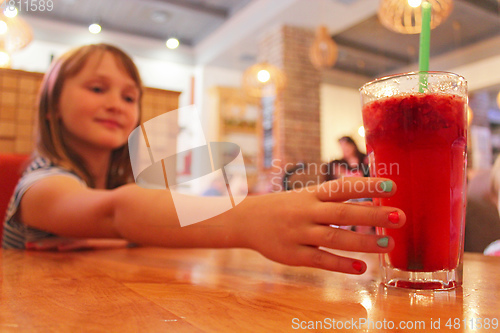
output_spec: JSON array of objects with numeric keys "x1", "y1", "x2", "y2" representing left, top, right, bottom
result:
[{"x1": 1, "y1": 248, "x2": 499, "y2": 332}]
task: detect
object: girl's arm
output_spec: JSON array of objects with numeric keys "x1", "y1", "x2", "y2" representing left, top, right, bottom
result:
[
  {"x1": 21, "y1": 176, "x2": 405, "y2": 274},
  {"x1": 21, "y1": 176, "x2": 243, "y2": 246},
  {"x1": 21, "y1": 176, "x2": 120, "y2": 238}
]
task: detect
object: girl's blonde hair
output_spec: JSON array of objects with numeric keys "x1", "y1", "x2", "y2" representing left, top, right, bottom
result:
[{"x1": 36, "y1": 43, "x2": 143, "y2": 188}]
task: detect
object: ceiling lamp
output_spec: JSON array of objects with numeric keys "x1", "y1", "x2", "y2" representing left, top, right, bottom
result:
[
  {"x1": 0, "y1": 19, "x2": 7, "y2": 34},
  {"x1": 0, "y1": 9, "x2": 33, "y2": 58},
  {"x1": 166, "y1": 37, "x2": 179, "y2": 49},
  {"x1": 378, "y1": 0, "x2": 453, "y2": 34},
  {"x1": 242, "y1": 62, "x2": 286, "y2": 97},
  {"x1": 358, "y1": 125, "x2": 365, "y2": 138},
  {"x1": 89, "y1": 23, "x2": 101, "y2": 34},
  {"x1": 309, "y1": 25, "x2": 338, "y2": 70},
  {"x1": 3, "y1": 7, "x2": 18, "y2": 18}
]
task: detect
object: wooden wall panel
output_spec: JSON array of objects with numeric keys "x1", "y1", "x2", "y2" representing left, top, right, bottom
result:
[
  {"x1": 0, "y1": 68, "x2": 180, "y2": 154},
  {"x1": 0, "y1": 69, "x2": 41, "y2": 154}
]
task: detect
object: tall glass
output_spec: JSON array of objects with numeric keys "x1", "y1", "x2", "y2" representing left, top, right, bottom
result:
[{"x1": 360, "y1": 72, "x2": 467, "y2": 290}]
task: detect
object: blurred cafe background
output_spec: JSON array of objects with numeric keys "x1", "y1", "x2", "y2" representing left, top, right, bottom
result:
[{"x1": 0, "y1": 0, "x2": 499, "y2": 249}]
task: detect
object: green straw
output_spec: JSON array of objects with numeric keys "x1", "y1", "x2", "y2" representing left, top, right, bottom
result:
[{"x1": 419, "y1": 1, "x2": 432, "y2": 92}]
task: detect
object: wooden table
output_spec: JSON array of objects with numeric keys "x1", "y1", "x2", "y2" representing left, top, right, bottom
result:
[{"x1": 1, "y1": 248, "x2": 499, "y2": 332}]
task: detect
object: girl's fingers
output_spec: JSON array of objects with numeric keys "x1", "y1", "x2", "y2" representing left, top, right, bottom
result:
[
  {"x1": 316, "y1": 177, "x2": 397, "y2": 202},
  {"x1": 313, "y1": 202, "x2": 406, "y2": 228},
  {"x1": 295, "y1": 246, "x2": 367, "y2": 274},
  {"x1": 303, "y1": 225, "x2": 394, "y2": 253}
]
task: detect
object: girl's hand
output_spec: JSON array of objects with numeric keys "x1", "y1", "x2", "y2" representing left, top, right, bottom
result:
[
  {"x1": 25, "y1": 238, "x2": 131, "y2": 251},
  {"x1": 237, "y1": 177, "x2": 405, "y2": 274}
]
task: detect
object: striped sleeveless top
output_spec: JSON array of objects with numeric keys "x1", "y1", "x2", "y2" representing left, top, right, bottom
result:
[{"x1": 2, "y1": 157, "x2": 85, "y2": 249}]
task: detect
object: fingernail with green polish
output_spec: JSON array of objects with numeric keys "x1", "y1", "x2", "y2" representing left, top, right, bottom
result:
[
  {"x1": 380, "y1": 181, "x2": 393, "y2": 192},
  {"x1": 377, "y1": 237, "x2": 389, "y2": 248}
]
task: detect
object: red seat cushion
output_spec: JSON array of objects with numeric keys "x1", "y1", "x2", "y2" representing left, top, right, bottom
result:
[{"x1": 0, "y1": 153, "x2": 29, "y2": 241}]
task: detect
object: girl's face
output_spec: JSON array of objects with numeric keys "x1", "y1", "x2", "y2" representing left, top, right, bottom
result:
[{"x1": 58, "y1": 51, "x2": 140, "y2": 154}]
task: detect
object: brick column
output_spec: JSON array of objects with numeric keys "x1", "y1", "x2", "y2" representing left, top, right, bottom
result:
[{"x1": 256, "y1": 26, "x2": 322, "y2": 192}]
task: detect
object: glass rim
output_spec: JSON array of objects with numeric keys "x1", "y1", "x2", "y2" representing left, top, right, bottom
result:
[{"x1": 359, "y1": 71, "x2": 466, "y2": 93}]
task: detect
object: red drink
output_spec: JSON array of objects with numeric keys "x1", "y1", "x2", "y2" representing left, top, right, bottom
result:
[{"x1": 363, "y1": 92, "x2": 467, "y2": 273}]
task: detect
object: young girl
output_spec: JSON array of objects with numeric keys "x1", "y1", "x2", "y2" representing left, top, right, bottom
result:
[{"x1": 2, "y1": 43, "x2": 405, "y2": 274}]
